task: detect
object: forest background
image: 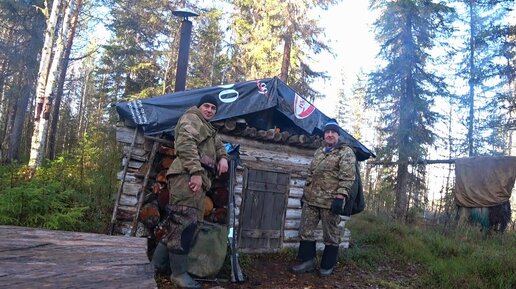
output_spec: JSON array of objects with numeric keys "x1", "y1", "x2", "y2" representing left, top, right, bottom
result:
[{"x1": 0, "y1": 0, "x2": 515, "y2": 233}]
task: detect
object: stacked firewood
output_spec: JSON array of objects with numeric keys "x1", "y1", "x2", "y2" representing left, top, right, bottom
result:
[
  {"x1": 138, "y1": 146, "x2": 230, "y2": 236},
  {"x1": 212, "y1": 118, "x2": 322, "y2": 149}
]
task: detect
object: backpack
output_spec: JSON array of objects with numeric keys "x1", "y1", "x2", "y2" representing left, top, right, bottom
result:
[{"x1": 341, "y1": 161, "x2": 365, "y2": 216}]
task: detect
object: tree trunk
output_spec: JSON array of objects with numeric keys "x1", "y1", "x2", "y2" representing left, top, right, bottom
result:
[
  {"x1": 467, "y1": 3, "x2": 476, "y2": 157},
  {"x1": 6, "y1": 12, "x2": 46, "y2": 163},
  {"x1": 279, "y1": 26, "x2": 292, "y2": 82},
  {"x1": 394, "y1": 161, "x2": 409, "y2": 219},
  {"x1": 48, "y1": 0, "x2": 82, "y2": 160},
  {"x1": 29, "y1": 0, "x2": 66, "y2": 169}
]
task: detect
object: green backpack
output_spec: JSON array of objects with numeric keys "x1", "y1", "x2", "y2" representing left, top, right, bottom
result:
[{"x1": 187, "y1": 221, "x2": 228, "y2": 277}]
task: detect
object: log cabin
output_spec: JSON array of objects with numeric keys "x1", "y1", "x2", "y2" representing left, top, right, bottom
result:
[{"x1": 112, "y1": 77, "x2": 375, "y2": 254}]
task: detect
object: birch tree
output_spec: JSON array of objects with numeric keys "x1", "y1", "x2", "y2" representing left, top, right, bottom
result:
[{"x1": 29, "y1": 0, "x2": 75, "y2": 169}]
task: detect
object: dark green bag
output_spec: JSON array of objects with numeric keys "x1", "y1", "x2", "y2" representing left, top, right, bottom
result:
[
  {"x1": 342, "y1": 161, "x2": 365, "y2": 216},
  {"x1": 187, "y1": 221, "x2": 228, "y2": 277}
]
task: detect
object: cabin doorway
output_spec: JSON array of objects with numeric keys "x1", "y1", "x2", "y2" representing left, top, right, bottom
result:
[{"x1": 238, "y1": 168, "x2": 290, "y2": 253}]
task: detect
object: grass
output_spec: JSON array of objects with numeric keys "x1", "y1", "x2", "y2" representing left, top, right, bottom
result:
[{"x1": 345, "y1": 213, "x2": 516, "y2": 289}]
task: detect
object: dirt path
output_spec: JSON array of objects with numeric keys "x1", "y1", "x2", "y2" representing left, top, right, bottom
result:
[{"x1": 157, "y1": 253, "x2": 421, "y2": 289}]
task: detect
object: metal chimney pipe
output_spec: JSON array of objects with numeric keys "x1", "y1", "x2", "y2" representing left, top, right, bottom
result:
[{"x1": 172, "y1": 8, "x2": 199, "y2": 92}]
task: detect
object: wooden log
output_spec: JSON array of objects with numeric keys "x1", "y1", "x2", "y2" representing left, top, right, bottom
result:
[
  {"x1": 123, "y1": 146, "x2": 148, "y2": 158},
  {"x1": 119, "y1": 194, "x2": 138, "y2": 206},
  {"x1": 158, "y1": 145, "x2": 175, "y2": 156},
  {"x1": 144, "y1": 135, "x2": 174, "y2": 146},
  {"x1": 0, "y1": 225, "x2": 156, "y2": 289},
  {"x1": 242, "y1": 127, "x2": 257, "y2": 138},
  {"x1": 160, "y1": 157, "x2": 174, "y2": 169},
  {"x1": 131, "y1": 141, "x2": 159, "y2": 236},
  {"x1": 211, "y1": 187, "x2": 229, "y2": 208},
  {"x1": 156, "y1": 170, "x2": 167, "y2": 183},
  {"x1": 114, "y1": 128, "x2": 142, "y2": 233},
  {"x1": 152, "y1": 182, "x2": 163, "y2": 194},
  {"x1": 212, "y1": 120, "x2": 225, "y2": 129},
  {"x1": 280, "y1": 131, "x2": 290, "y2": 142},
  {"x1": 256, "y1": 129, "x2": 267, "y2": 139},
  {"x1": 117, "y1": 206, "x2": 138, "y2": 221},
  {"x1": 220, "y1": 134, "x2": 315, "y2": 157},
  {"x1": 273, "y1": 131, "x2": 282, "y2": 142},
  {"x1": 125, "y1": 159, "x2": 144, "y2": 169},
  {"x1": 116, "y1": 126, "x2": 145, "y2": 145},
  {"x1": 287, "y1": 134, "x2": 300, "y2": 144},
  {"x1": 298, "y1": 134, "x2": 310, "y2": 144},
  {"x1": 204, "y1": 196, "x2": 214, "y2": 217},
  {"x1": 265, "y1": 129, "x2": 276, "y2": 140},
  {"x1": 224, "y1": 118, "x2": 237, "y2": 131},
  {"x1": 117, "y1": 171, "x2": 137, "y2": 182},
  {"x1": 122, "y1": 182, "x2": 142, "y2": 197},
  {"x1": 235, "y1": 118, "x2": 247, "y2": 131},
  {"x1": 139, "y1": 202, "x2": 160, "y2": 228},
  {"x1": 157, "y1": 187, "x2": 169, "y2": 209}
]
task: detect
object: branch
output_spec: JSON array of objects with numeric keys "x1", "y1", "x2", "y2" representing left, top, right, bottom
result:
[
  {"x1": 68, "y1": 47, "x2": 100, "y2": 61},
  {"x1": 367, "y1": 159, "x2": 456, "y2": 166}
]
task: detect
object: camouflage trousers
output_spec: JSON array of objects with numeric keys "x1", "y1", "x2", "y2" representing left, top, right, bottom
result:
[
  {"x1": 161, "y1": 174, "x2": 205, "y2": 254},
  {"x1": 298, "y1": 203, "x2": 341, "y2": 246}
]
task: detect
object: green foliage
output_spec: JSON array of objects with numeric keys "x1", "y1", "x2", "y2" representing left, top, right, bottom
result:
[
  {"x1": 345, "y1": 214, "x2": 516, "y2": 289},
  {"x1": 0, "y1": 126, "x2": 119, "y2": 233},
  {"x1": 0, "y1": 166, "x2": 87, "y2": 231}
]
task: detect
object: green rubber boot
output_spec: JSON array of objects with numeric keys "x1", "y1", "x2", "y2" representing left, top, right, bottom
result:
[{"x1": 169, "y1": 253, "x2": 200, "y2": 289}]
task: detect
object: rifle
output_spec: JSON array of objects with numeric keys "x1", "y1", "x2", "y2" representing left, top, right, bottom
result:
[{"x1": 227, "y1": 157, "x2": 246, "y2": 282}]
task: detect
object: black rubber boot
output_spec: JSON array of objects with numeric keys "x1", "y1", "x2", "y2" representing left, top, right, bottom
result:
[
  {"x1": 169, "y1": 253, "x2": 201, "y2": 289},
  {"x1": 152, "y1": 242, "x2": 170, "y2": 276},
  {"x1": 291, "y1": 240, "x2": 316, "y2": 273},
  {"x1": 319, "y1": 245, "x2": 339, "y2": 277}
]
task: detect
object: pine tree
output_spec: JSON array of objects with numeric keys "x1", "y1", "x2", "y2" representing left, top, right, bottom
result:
[
  {"x1": 367, "y1": 0, "x2": 454, "y2": 219},
  {"x1": 227, "y1": 0, "x2": 336, "y2": 100},
  {"x1": 452, "y1": 0, "x2": 514, "y2": 156}
]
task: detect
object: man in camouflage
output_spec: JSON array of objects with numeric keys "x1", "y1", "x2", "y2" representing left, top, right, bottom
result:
[
  {"x1": 152, "y1": 95, "x2": 228, "y2": 289},
  {"x1": 291, "y1": 119, "x2": 356, "y2": 277}
]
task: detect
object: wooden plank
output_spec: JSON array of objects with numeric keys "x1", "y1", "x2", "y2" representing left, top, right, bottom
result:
[
  {"x1": 0, "y1": 225, "x2": 156, "y2": 289},
  {"x1": 219, "y1": 134, "x2": 315, "y2": 157},
  {"x1": 116, "y1": 126, "x2": 145, "y2": 145},
  {"x1": 241, "y1": 229, "x2": 281, "y2": 238}
]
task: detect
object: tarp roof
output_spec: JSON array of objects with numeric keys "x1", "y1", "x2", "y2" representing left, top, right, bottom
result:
[{"x1": 115, "y1": 77, "x2": 375, "y2": 161}]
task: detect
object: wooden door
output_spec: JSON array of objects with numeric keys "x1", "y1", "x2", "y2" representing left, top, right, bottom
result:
[{"x1": 238, "y1": 168, "x2": 290, "y2": 252}]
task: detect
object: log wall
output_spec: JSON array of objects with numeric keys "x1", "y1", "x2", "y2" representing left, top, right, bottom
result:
[
  {"x1": 220, "y1": 134, "x2": 350, "y2": 250},
  {"x1": 114, "y1": 125, "x2": 350, "y2": 251}
]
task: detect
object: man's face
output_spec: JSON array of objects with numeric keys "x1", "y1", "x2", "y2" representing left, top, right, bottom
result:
[
  {"x1": 324, "y1": 129, "x2": 339, "y2": 146},
  {"x1": 199, "y1": 103, "x2": 217, "y2": 120}
]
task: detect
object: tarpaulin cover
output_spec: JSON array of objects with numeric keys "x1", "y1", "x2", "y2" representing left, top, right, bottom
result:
[
  {"x1": 115, "y1": 77, "x2": 375, "y2": 160},
  {"x1": 454, "y1": 156, "x2": 516, "y2": 207}
]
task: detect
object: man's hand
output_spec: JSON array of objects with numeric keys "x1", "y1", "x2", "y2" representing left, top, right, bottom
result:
[
  {"x1": 217, "y1": 158, "x2": 228, "y2": 176},
  {"x1": 330, "y1": 197, "x2": 345, "y2": 215},
  {"x1": 189, "y1": 175, "x2": 202, "y2": 193}
]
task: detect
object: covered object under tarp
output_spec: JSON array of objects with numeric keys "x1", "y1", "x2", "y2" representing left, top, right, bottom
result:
[
  {"x1": 454, "y1": 156, "x2": 516, "y2": 232},
  {"x1": 454, "y1": 156, "x2": 516, "y2": 207},
  {"x1": 115, "y1": 77, "x2": 375, "y2": 161}
]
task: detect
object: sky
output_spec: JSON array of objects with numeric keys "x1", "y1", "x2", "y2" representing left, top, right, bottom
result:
[{"x1": 311, "y1": 0, "x2": 379, "y2": 118}]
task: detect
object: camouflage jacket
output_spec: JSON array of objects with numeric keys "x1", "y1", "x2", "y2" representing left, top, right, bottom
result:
[
  {"x1": 167, "y1": 106, "x2": 228, "y2": 189},
  {"x1": 302, "y1": 141, "x2": 356, "y2": 209}
]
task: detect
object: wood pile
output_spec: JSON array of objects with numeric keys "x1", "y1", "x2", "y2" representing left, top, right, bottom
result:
[
  {"x1": 114, "y1": 125, "x2": 230, "y2": 238},
  {"x1": 212, "y1": 118, "x2": 323, "y2": 149}
]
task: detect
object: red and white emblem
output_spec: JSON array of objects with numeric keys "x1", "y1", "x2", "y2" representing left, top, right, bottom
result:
[{"x1": 294, "y1": 93, "x2": 315, "y2": 119}]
